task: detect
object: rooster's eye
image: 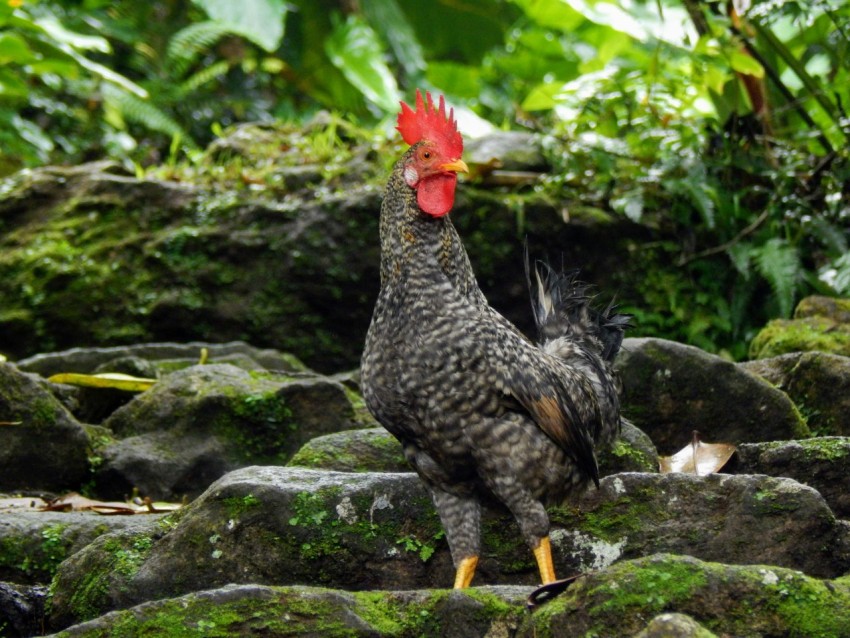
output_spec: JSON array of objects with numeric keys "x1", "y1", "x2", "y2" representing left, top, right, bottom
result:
[{"x1": 422, "y1": 150, "x2": 431, "y2": 160}]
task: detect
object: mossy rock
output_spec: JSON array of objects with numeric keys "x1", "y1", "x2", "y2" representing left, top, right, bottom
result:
[
  {"x1": 730, "y1": 437, "x2": 850, "y2": 518},
  {"x1": 749, "y1": 296, "x2": 850, "y2": 359},
  {"x1": 0, "y1": 134, "x2": 653, "y2": 374},
  {"x1": 616, "y1": 338, "x2": 809, "y2": 454},
  {"x1": 598, "y1": 420, "x2": 659, "y2": 476},
  {"x1": 553, "y1": 472, "x2": 850, "y2": 578},
  {"x1": 740, "y1": 352, "x2": 850, "y2": 436},
  {"x1": 47, "y1": 555, "x2": 850, "y2": 637},
  {"x1": 0, "y1": 363, "x2": 89, "y2": 492},
  {"x1": 46, "y1": 467, "x2": 850, "y2": 629},
  {"x1": 287, "y1": 427, "x2": 410, "y2": 472},
  {"x1": 0, "y1": 511, "x2": 163, "y2": 585},
  {"x1": 91, "y1": 364, "x2": 358, "y2": 499},
  {"x1": 49, "y1": 582, "x2": 530, "y2": 637},
  {"x1": 520, "y1": 553, "x2": 850, "y2": 637}
]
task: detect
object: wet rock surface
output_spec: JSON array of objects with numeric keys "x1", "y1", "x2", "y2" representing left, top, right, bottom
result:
[{"x1": 1, "y1": 307, "x2": 850, "y2": 635}]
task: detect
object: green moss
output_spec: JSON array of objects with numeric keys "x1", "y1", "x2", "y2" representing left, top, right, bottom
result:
[
  {"x1": 64, "y1": 590, "x2": 350, "y2": 637},
  {"x1": 280, "y1": 487, "x2": 443, "y2": 571},
  {"x1": 601, "y1": 438, "x2": 657, "y2": 473},
  {"x1": 222, "y1": 493, "x2": 261, "y2": 518},
  {"x1": 0, "y1": 536, "x2": 28, "y2": 579},
  {"x1": 527, "y1": 555, "x2": 850, "y2": 637},
  {"x1": 752, "y1": 488, "x2": 803, "y2": 514},
  {"x1": 62, "y1": 532, "x2": 156, "y2": 623},
  {"x1": 480, "y1": 517, "x2": 533, "y2": 573},
  {"x1": 0, "y1": 522, "x2": 70, "y2": 582},
  {"x1": 589, "y1": 557, "x2": 708, "y2": 616},
  {"x1": 551, "y1": 489, "x2": 657, "y2": 542},
  {"x1": 211, "y1": 389, "x2": 296, "y2": 463},
  {"x1": 765, "y1": 571, "x2": 850, "y2": 637},
  {"x1": 800, "y1": 437, "x2": 850, "y2": 462},
  {"x1": 750, "y1": 317, "x2": 850, "y2": 359}
]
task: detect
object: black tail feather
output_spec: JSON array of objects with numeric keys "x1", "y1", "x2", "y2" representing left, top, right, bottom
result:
[{"x1": 524, "y1": 245, "x2": 632, "y2": 362}]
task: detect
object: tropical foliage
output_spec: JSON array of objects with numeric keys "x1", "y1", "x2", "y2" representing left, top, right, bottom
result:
[{"x1": 1, "y1": 0, "x2": 848, "y2": 357}]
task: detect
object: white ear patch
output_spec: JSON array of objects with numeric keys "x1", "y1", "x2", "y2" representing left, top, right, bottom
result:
[{"x1": 403, "y1": 165, "x2": 419, "y2": 187}]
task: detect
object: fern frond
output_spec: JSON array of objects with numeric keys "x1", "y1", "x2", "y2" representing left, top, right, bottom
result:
[
  {"x1": 166, "y1": 21, "x2": 237, "y2": 78},
  {"x1": 102, "y1": 84, "x2": 196, "y2": 148},
  {"x1": 753, "y1": 238, "x2": 801, "y2": 317},
  {"x1": 179, "y1": 59, "x2": 230, "y2": 96}
]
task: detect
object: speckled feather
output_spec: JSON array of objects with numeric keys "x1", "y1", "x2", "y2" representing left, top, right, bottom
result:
[{"x1": 361, "y1": 144, "x2": 627, "y2": 568}]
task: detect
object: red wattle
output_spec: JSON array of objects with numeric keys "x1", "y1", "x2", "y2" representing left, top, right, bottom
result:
[{"x1": 417, "y1": 173, "x2": 457, "y2": 217}]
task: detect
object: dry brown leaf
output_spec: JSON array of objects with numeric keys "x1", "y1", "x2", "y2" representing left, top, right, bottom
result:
[
  {"x1": 38, "y1": 492, "x2": 182, "y2": 515},
  {"x1": 659, "y1": 431, "x2": 736, "y2": 476}
]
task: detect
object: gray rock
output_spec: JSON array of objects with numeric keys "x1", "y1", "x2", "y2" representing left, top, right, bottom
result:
[
  {"x1": 46, "y1": 467, "x2": 850, "y2": 628},
  {"x1": 518, "y1": 553, "x2": 850, "y2": 637},
  {"x1": 0, "y1": 363, "x2": 89, "y2": 492},
  {"x1": 92, "y1": 430, "x2": 231, "y2": 501},
  {"x1": 749, "y1": 295, "x2": 850, "y2": 359},
  {"x1": 740, "y1": 351, "x2": 850, "y2": 435},
  {"x1": 287, "y1": 427, "x2": 411, "y2": 473},
  {"x1": 92, "y1": 364, "x2": 357, "y2": 499},
  {"x1": 16, "y1": 341, "x2": 306, "y2": 377},
  {"x1": 730, "y1": 437, "x2": 850, "y2": 518},
  {"x1": 48, "y1": 582, "x2": 530, "y2": 637},
  {"x1": 286, "y1": 421, "x2": 658, "y2": 477},
  {"x1": 465, "y1": 131, "x2": 548, "y2": 171},
  {"x1": 598, "y1": 419, "x2": 659, "y2": 475},
  {"x1": 46, "y1": 467, "x2": 446, "y2": 628},
  {"x1": 616, "y1": 338, "x2": 809, "y2": 454},
  {"x1": 0, "y1": 582, "x2": 48, "y2": 638},
  {"x1": 633, "y1": 613, "x2": 718, "y2": 638},
  {"x1": 557, "y1": 472, "x2": 850, "y2": 579},
  {"x1": 46, "y1": 554, "x2": 850, "y2": 637},
  {"x1": 0, "y1": 510, "x2": 165, "y2": 584}
]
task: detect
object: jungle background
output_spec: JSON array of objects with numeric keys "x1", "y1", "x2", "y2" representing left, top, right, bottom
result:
[{"x1": 0, "y1": 0, "x2": 848, "y2": 366}]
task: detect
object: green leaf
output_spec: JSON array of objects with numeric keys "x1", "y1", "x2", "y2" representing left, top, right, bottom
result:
[
  {"x1": 361, "y1": 0, "x2": 425, "y2": 78},
  {"x1": 727, "y1": 242, "x2": 752, "y2": 279},
  {"x1": 325, "y1": 15, "x2": 400, "y2": 112},
  {"x1": 47, "y1": 372, "x2": 157, "y2": 392},
  {"x1": 820, "y1": 253, "x2": 850, "y2": 295},
  {"x1": 513, "y1": 0, "x2": 584, "y2": 31},
  {"x1": 0, "y1": 32, "x2": 34, "y2": 64},
  {"x1": 102, "y1": 83, "x2": 194, "y2": 146},
  {"x1": 728, "y1": 49, "x2": 764, "y2": 78},
  {"x1": 13, "y1": 115, "x2": 53, "y2": 157},
  {"x1": 167, "y1": 21, "x2": 238, "y2": 77},
  {"x1": 0, "y1": 68, "x2": 29, "y2": 97},
  {"x1": 191, "y1": 0, "x2": 287, "y2": 52},
  {"x1": 426, "y1": 62, "x2": 481, "y2": 99},
  {"x1": 35, "y1": 16, "x2": 111, "y2": 53},
  {"x1": 753, "y1": 238, "x2": 801, "y2": 318}
]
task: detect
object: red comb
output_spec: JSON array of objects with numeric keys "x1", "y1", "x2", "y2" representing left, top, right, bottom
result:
[{"x1": 396, "y1": 89, "x2": 463, "y2": 158}]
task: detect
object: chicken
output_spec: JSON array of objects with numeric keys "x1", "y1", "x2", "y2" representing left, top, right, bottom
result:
[{"x1": 360, "y1": 90, "x2": 629, "y2": 588}]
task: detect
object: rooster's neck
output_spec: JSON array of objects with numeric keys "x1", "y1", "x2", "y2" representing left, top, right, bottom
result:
[{"x1": 379, "y1": 163, "x2": 480, "y2": 300}]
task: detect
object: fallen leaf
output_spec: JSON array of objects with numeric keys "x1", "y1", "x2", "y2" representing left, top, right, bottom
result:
[
  {"x1": 659, "y1": 431, "x2": 736, "y2": 476},
  {"x1": 47, "y1": 372, "x2": 156, "y2": 392},
  {"x1": 0, "y1": 421, "x2": 23, "y2": 426},
  {"x1": 38, "y1": 492, "x2": 182, "y2": 515}
]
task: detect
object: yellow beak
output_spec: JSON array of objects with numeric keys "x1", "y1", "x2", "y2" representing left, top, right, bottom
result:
[{"x1": 440, "y1": 159, "x2": 469, "y2": 174}]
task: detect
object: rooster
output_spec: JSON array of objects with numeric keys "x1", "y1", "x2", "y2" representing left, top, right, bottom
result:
[{"x1": 360, "y1": 90, "x2": 628, "y2": 588}]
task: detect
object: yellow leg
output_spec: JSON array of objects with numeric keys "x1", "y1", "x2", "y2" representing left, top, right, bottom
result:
[
  {"x1": 453, "y1": 555, "x2": 479, "y2": 589},
  {"x1": 533, "y1": 536, "x2": 557, "y2": 584}
]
